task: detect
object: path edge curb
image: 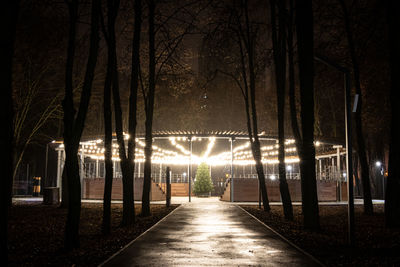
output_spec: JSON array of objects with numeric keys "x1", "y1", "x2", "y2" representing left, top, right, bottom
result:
[
  {"x1": 98, "y1": 204, "x2": 183, "y2": 266},
  {"x1": 237, "y1": 205, "x2": 326, "y2": 267}
]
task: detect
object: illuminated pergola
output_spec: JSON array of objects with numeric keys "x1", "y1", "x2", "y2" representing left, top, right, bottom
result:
[{"x1": 54, "y1": 130, "x2": 346, "y2": 200}]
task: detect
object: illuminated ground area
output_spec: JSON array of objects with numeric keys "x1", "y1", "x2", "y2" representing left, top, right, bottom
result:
[{"x1": 101, "y1": 200, "x2": 320, "y2": 266}]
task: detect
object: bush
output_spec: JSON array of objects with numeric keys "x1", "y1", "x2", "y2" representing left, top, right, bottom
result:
[{"x1": 193, "y1": 162, "x2": 213, "y2": 195}]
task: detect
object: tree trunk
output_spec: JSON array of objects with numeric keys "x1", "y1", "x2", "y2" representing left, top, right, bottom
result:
[
  {"x1": 242, "y1": 82, "x2": 270, "y2": 211},
  {"x1": 102, "y1": 127, "x2": 113, "y2": 234},
  {"x1": 338, "y1": 0, "x2": 373, "y2": 215},
  {"x1": 111, "y1": 56, "x2": 134, "y2": 226},
  {"x1": 101, "y1": 0, "x2": 136, "y2": 226},
  {"x1": 384, "y1": 0, "x2": 400, "y2": 227},
  {"x1": 295, "y1": 0, "x2": 320, "y2": 229},
  {"x1": 63, "y1": 0, "x2": 100, "y2": 249},
  {"x1": 142, "y1": 140, "x2": 152, "y2": 216},
  {"x1": 241, "y1": 0, "x2": 270, "y2": 212},
  {"x1": 252, "y1": 142, "x2": 270, "y2": 212},
  {"x1": 142, "y1": 0, "x2": 156, "y2": 217},
  {"x1": 0, "y1": 0, "x2": 19, "y2": 262},
  {"x1": 64, "y1": 151, "x2": 81, "y2": 248},
  {"x1": 269, "y1": 0, "x2": 293, "y2": 220},
  {"x1": 101, "y1": 0, "x2": 118, "y2": 234},
  {"x1": 126, "y1": 0, "x2": 142, "y2": 222},
  {"x1": 120, "y1": 159, "x2": 134, "y2": 225},
  {"x1": 63, "y1": 0, "x2": 79, "y2": 249}
]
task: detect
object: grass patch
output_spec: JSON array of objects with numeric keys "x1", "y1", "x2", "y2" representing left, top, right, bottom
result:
[
  {"x1": 8, "y1": 202, "x2": 178, "y2": 266},
  {"x1": 241, "y1": 204, "x2": 400, "y2": 266}
]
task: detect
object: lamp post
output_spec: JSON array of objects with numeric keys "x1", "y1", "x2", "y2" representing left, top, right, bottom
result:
[
  {"x1": 286, "y1": 165, "x2": 292, "y2": 179},
  {"x1": 375, "y1": 161, "x2": 385, "y2": 199},
  {"x1": 230, "y1": 137, "x2": 234, "y2": 202},
  {"x1": 315, "y1": 54, "x2": 355, "y2": 246},
  {"x1": 189, "y1": 136, "x2": 192, "y2": 202}
]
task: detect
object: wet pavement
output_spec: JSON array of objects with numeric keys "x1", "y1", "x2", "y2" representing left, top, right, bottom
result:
[{"x1": 101, "y1": 200, "x2": 321, "y2": 266}]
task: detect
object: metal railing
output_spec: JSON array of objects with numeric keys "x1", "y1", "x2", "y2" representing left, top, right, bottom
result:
[{"x1": 82, "y1": 162, "x2": 346, "y2": 182}]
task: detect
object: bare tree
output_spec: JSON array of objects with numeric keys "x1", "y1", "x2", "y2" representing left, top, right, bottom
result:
[
  {"x1": 63, "y1": 0, "x2": 100, "y2": 249},
  {"x1": 141, "y1": 0, "x2": 207, "y2": 215},
  {"x1": 293, "y1": 0, "x2": 320, "y2": 229},
  {"x1": 208, "y1": 0, "x2": 271, "y2": 211},
  {"x1": 141, "y1": 0, "x2": 156, "y2": 216},
  {"x1": 338, "y1": 0, "x2": 373, "y2": 214},
  {"x1": 13, "y1": 64, "x2": 63, "y2": 182},
  {"x1": 103, "y1": 0, "x2": 142, "y2": 226},
  {"x1": 269, "y1": 0, "x2": 293, "y2": 220},
  {"x1": 126, "y1": 0, "x2": 142, "y2": 221},
  {"x1": 242, "y1": 0, "x2": 270, "y2": 212},
  {"x1": 100, "y1": 0, "x2": 119, "y2": 234}
]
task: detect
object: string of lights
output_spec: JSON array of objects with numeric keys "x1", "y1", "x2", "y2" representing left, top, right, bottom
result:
[{"x1": 63, "y1": 134, "x2": 327, "y2": 166}]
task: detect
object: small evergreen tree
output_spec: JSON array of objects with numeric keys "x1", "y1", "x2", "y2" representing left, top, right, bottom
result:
[{"x1": 193, "y1": 163, "x2": 213, "y2": 195}]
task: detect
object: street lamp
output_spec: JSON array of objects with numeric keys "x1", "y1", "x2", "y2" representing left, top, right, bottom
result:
[
  {"x1": 286, "y1": 165, "x2": 292, "y2": 179},
  {"x1": 375, "y1": 161, "x2": 385, "y2": 199},
  {"x1": 315, "y1": 54, "x2": 355, "y2": 246}
]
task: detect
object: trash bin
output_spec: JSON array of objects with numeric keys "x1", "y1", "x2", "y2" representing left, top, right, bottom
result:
[
  {"x1": 43, "y1": 187, "x2": 60, "y2": 205},
  {"x1": 32, "y1": 177, "x2": 41, "y2": 196}
]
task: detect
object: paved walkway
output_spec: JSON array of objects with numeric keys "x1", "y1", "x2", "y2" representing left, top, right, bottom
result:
[{"x1": 101, "y1": 201, "x2": 321, "y2": 266}]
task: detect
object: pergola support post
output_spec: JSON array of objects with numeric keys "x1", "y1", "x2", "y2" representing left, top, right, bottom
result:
[
  {"x1": 166, "y1": 166, "x2": 171, "y2": 207},
  {"x1": 319, "y1": 159, "x2": 322, "y2": 180},
  {"x1": 159, "y1": 163, "x2": 162, "y2": 183},
  {"x1": 55, "y1": 148, "x2": 64, "y2": 201},
  {"x1": 56, "y1": 149, "x2": 61, "y2": 189},
  {"x1": 189, "y1": 137, "x2": 192, "y2": 202},
  {"x1": 336, "y1": 146, "x2": 342, "y2": 201},
  {"x1": 230, "y1": 137, "x2": 234, "y2": 202},
  {"x1": 80, "y1": 145, "x2": 84, "y2": 198},
  {"x1": 96, "y1": 159, "x2": 99, "y2": 178}
]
